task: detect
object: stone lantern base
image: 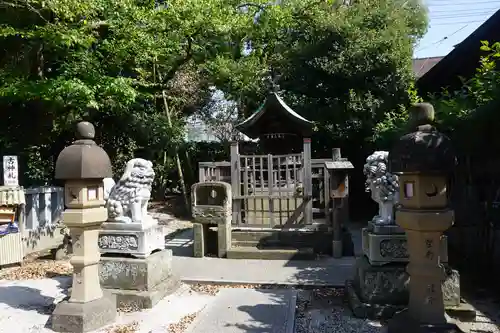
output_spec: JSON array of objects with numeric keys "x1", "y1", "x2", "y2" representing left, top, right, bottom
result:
[
  {"x1": 346, "y1": 223, "x2": 463, "y2": 320},
  {"x1": 387, "y1": 309, "x2": 465, "y2": 333},
  {"x1": 98, "y1": 219, "x2": 180, "y2": 310},
  {"x1": 51, "y1": 296, "x2": 117, "y2": 333}
]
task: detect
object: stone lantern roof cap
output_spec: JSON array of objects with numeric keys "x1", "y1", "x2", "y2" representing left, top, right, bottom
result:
[
  {"x1": 55, "y1": 121, "x2": 113, "y2": 180},
  {"x1": 389, "y1": 103, "x2": 456, "y2": 174}
]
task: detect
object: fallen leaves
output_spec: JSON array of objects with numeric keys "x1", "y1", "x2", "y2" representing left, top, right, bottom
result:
[
  {"x1": 106, "y1": 321, "x2": 139, "y2": 333},
  {"x1": 167, "y1": 311, "x2": 200, "y2": 333},
  {"x1": 0, "y1": 257, "x2": 72, "y2": 280}
]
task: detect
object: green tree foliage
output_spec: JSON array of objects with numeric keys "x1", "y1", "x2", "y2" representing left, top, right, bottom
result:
[
  {"x1": 373, "y1": 41, "x2": 500, "y2": 149},
  {"x1": 0, "y1": 0, "x2": 254, "y2": 187},
  {"x1": 0, "y1": 0, "x2": 430, "y2": 209},
  {"x1": 207, "y1": 0, "x2": 428, "y2": 152}
]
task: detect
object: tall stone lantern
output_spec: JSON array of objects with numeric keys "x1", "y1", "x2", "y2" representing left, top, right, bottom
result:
[
  {"x1": 51, "y1": 122, "x2": 117, "y2": 332},
  {"x1": 387, "y1": 103, "x2": 463, "y2": 332}
]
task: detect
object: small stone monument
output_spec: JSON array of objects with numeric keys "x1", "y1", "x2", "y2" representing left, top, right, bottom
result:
[
  {"x1": 387, "y1": 102, "x2": 472, "y2": 332},
  {"x1": 3, "y1": 155, "x2": 19, "y2": 186},
  {"x1": 98, "y1": 158, "x2": 179, "y2": 309},
  {"x1": 51, "y1": 121, "x2": 117, "y2": 333},
  {"x1": 191, "y1": 181, "x2": 232, "y2": 258},
  {"x1": 0, "y1": 155, "x2": 25, "y2": 265}
]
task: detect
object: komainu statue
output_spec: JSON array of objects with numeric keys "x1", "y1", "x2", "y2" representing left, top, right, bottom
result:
[
  {"x1": 106, "y1": 158, "x2": 155, "y2": 223},
  {"x1": 363, "y1": 151, "x2": 399, "y2": 225}
]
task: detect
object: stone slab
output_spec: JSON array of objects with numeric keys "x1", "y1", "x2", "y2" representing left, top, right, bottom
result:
[
  {"x1": 51, "y1": 296, "x2": 117, "y2": 332},
  {"x1": 226, "y1": 246, "x2": 316, "y2": 260},
  {"x1": 172, "y1": 256, "x2": 354, "y2": 286},
  {"x1": 354, "y1": 256, "x2": 409, "y2": 305},
  {"x1": 109, "y1": 275, "x2": 181, "y2": 310},
  {"x1": 217, "y1": 222, "x2": 231, "y2": 258},
  {"x1": 386, "y1": 309, "x2": 466, "y2": 333},
  {"x1": 167, "y1": 228, "x2": 356, "y2": 286},
  {"x1": 362, "y1": 228, "x2": 449, "y2": 265},
  {"x1": 99, "y1": 249, "x2": 173, "y2": 291},
  {"x1": 187, "y1": 288, "x2": 297, "y2": 333},
  {"x1": 445, "y1": 302, "x2": 476, "y2": 322},
  {"x1": 193, "y1": 223, "x2": 206, "y2": 258},
  {"x1": 367, "y1": 222, "x2": 405, "y2": 235},
  {"x1": 346, "y1": 279, "x2": 403, "y2": 320},
  {"x1": 98, "y1": 222, "x2": 164, "y2": 258},
  {"x1": 101, "y1": 218, "x2": 158, "y2": 231},
  {"x1": 99, "y1": 249, "x2": 179, "y2": 309}
]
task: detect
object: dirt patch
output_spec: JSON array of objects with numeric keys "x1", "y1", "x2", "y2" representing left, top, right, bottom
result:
[{"x1": 149, "y1": 197, "x2": 191, "y2": 219}]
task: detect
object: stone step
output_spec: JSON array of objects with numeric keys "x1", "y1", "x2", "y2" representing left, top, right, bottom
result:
[
  {"x1": 187, "y1": 288, "x2": 297, "y2": 333},
  {"x1": 226, "y1": 246, "x2": 316, "y2": 260},
  {"x1": 231, "y1": 229, "x2": 332, "y2": 254}
]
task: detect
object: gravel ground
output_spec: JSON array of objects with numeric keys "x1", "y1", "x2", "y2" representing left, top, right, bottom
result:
[
  {"x1": 294, "y1": 288, "x2": 384, "y2": 333},
  {"x1": 293, "y1": 287, "x2": 500, "y2": 333},
  {"x1": 0, "y1": 255, "x2": 72, "y2": 281}
]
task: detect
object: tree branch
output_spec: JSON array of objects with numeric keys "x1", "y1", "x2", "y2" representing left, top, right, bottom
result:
[
  {"x1": 237, "y1": 3, "x2": 266, "y2": 10},
  {"x1": 0, "y1": 0, "x2": 48, "y2": 23},
  {"x1": 160, "y1": 30, "x2": 199, "y2": 84}
]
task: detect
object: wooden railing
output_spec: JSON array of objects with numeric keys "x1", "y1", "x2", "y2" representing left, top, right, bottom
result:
[{"x1": 198, "y1": 158, "x2": 333, "y2": 222}]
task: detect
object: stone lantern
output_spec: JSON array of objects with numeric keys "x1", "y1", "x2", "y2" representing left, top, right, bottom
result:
[
  {"x1": 387, "y1": 103, "x2": 463, "y2": 332},
  {"x1": 51, "y1": 121, "x2": 116, "y2": 332}
]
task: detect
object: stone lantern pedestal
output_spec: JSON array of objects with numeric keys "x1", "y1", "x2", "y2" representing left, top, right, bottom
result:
[
  {"x1": 50, "y1": 122, "x2": 116, "y2": 333},
  {"x1": 97, "y1": 158, "x2": 179, "y2": 310},
  {"x1": 347, "y1": 151, "x2": 456, "y2": 320},
  {"x1": 387, "y1": 211, "x2": 463, "y2": 332}
]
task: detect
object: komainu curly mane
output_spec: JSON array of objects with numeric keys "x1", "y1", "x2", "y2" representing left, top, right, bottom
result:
[{"x1": 106, "y1": 158, "x2": 155, "y2": 223}]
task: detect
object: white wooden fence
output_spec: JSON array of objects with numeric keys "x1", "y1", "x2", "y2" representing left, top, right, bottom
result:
[
  {"x1": 25, "y1": 186, "x2": 64, "y2": 230},
  {"x1": 23, "y1": 186, "x2": 66, "y2": 255}
]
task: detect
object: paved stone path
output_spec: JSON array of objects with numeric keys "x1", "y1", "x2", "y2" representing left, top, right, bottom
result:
[
  {"x1": 187, "y1": 288, "x2": 297, "y2": 333},
  {"x1": 167, "y1": 229, "x2": 356, "y2": 286}
]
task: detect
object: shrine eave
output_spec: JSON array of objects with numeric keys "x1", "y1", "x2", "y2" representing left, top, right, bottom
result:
[{"x1": 235, "y1": 93, "x2": 313, "y2": 139}]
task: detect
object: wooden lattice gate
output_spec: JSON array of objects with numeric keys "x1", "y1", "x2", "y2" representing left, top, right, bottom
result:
[{"x1": 230, "y1": 143, "x2": 313, "y2": 228}]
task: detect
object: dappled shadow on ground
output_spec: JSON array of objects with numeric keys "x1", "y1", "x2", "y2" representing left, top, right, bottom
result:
[
  {"x1": 458, "y1": 285, "x2": 500, "y2": 333},
  {"x1": 166, "y1": 228, "x2": 194, "y2": 257},
  {"x1": 295, "y1": 288, "x2": 384, "y2": 333},
  {"x1": 227, "y1": 289, "x2": 294, "y2": 332},
  {"x1": 150, "y1": 196, "x2": 191, "y2": 219},
  {"x1": 0, "y1": 276, "x2": 70, "y2": 316},
  {"x1": 282, "y1": 257, "x2": 356, "y2": 286},
  {"x1": 280, "y1": 221, "x2": 364, "y2": 286},
  {"x1": 229, "y1": 288, "x2": 384, "y2": 333}
]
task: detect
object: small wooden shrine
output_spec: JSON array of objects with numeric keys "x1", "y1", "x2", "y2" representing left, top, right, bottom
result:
[
  {"x1": 197, "y1": 93, "x2": 355, "y2": 259},
  {"x1": 230, "y1": 93, "x2": 314, "y2": 227}
]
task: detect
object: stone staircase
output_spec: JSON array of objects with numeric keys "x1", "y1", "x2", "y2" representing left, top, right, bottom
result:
[
  {"x1": 226, "y1": 227, "x2": 356, "y2": 260},
  {"x1": 227, "y1": 228, "x2": 331, "y2": 260}
]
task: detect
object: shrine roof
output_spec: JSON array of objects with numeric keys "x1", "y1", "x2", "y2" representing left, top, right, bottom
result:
[
  {"x1": 325, "y1": 160, "x2": 354, "y2": 170},
  {"x1": 235, "y1": 93, "x2": 313, "y2": 139}
]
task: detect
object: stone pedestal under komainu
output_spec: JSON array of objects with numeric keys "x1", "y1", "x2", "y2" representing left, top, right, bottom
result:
[{"x1": 97, "y1": 158, "x2": 179, "y2": 310}]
